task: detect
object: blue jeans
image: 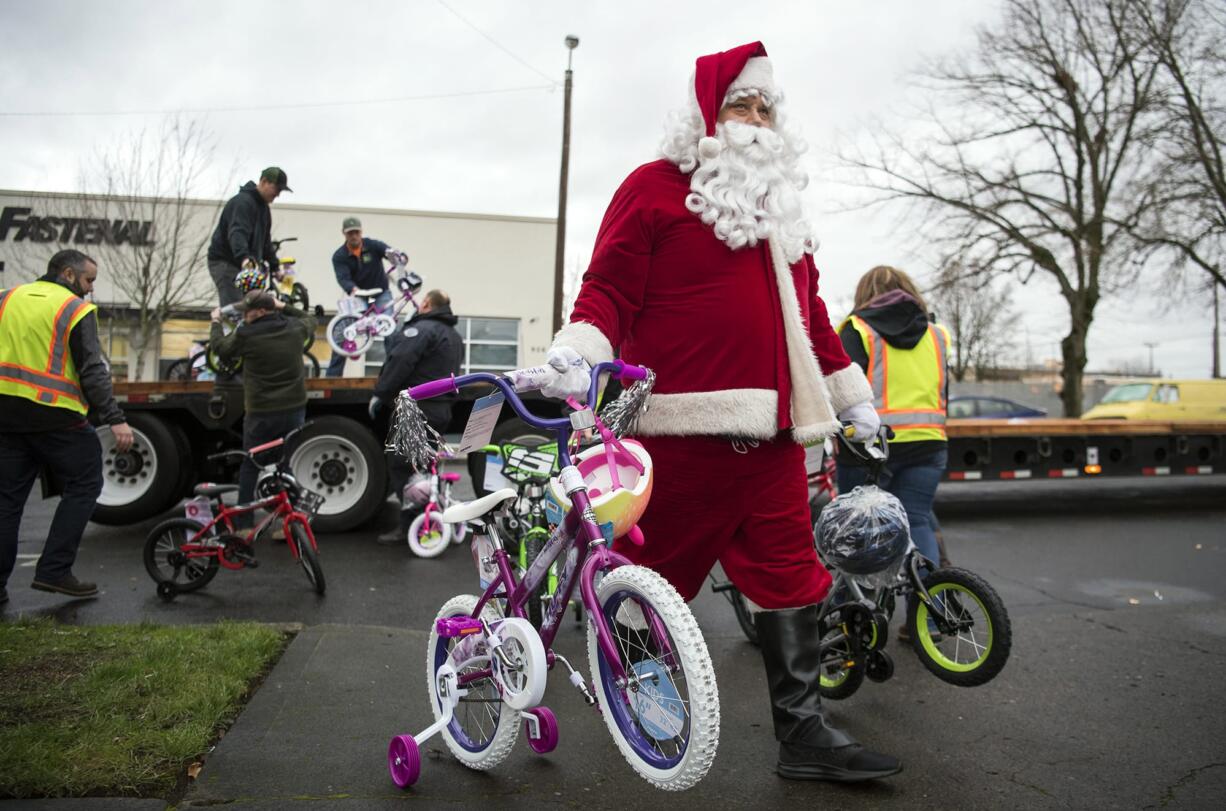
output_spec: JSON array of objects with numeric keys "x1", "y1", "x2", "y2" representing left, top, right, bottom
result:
[
  {"x1": 238, "y1": 408, "x2": 306, "y2": 525},
  {"x1": 837, "y1": 447, "x2": 947, "y2": 565},
  {"x1": 327, "y1": 290, "x2": 392, "y2": 377},
  {"x1": 0, "y1": 425, "x2": 104, "y2": 588}
]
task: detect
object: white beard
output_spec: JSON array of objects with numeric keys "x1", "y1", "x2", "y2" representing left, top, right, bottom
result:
[{"x1": 683, "y1": 121, "x2": 818, "y2": 263}]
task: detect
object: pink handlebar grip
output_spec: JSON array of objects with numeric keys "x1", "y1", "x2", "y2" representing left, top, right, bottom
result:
[
  {"x1": 409, "y1": 376, "x2": 459, "y2": 400},
  {"x1": 616, "y1": 361, "x2": 648, "y2": 382}
]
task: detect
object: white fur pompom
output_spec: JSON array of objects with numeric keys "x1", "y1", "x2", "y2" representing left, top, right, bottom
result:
[{"x1": 697, "y1": 136, "x2": 722, "y2": 160}]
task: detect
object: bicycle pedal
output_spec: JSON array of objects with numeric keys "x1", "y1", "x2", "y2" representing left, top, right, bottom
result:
[{"x1": 436, "y1": 616, "x2": 484, "y2": 638}]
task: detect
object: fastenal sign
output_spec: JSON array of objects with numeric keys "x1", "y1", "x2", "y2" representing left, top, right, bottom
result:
[{"x1": 0, "y1": 207, "x2": 155, "y2": 246}]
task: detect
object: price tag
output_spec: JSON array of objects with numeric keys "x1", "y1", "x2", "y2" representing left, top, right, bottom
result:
[{"x1": 459, "y1": 391, "x2": 504, "y2": 454}]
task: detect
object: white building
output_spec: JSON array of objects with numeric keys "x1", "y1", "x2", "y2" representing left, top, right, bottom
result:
[{"x1": 0, "y1": 189, "x2": 556, "y2": 379}]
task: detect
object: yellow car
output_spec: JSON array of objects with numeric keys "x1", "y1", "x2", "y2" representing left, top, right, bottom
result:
[{"x1": 1082, "y1": 379, "x2": 1226, "y2": 421}]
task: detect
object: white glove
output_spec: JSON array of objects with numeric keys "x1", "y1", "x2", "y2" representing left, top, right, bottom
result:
[
  {"x1": 541, "y1": 346, "x2": 591, "y2": 402},
  {"x1": 837, "y1": 401, "x2": 881, "y2": 441}
]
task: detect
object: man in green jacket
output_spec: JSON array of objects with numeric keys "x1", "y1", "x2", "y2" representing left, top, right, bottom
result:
[{"x1": 210, "y1": 290, "x2": 316, "y2": 523}]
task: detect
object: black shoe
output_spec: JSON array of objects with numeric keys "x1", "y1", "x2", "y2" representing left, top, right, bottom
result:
[
  {"x1": 31, "y1": 575, "x2": 99, "y2": 598},
  {"x1": 778, "y1": 741, "x2": 902, "y2": 782},
  {"x1": 376, "y1": 528, "x2": 407, "y2": 546}
]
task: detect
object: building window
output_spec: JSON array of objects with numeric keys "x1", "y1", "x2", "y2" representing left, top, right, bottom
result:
[
  {"x1": 360, "y1": 316, "x2": 520, "y2": 377},
  {"x1": 459, "y1": 317, "x2": 519, "y2": 373}
]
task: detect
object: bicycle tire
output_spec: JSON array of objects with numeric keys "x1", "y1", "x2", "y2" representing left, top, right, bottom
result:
[
  {"x1": 204, "y1": 344, "x2": 241, "y2": 376},
  {"x1": 327, "y1": 314, "x2": 371, "y2": 358},
  {"x1": 289, "y1": 521, "x2": 326, "y2": 595},
  {"x1": 817, "y1": 611, "x2": 866, "y2": 700},
  {"x1": 586, "y1": 565, "x2": 720, "y2": 790},
  {"x1": 907, "y1": 566, "x2": 1011, "y2": 687},
  {"x1": 427, "y1": 594, "x2": 520, "y2": 770},
  {"x1": 303, "y1": 351, "x2": 321, "y2": 378},
  {"x1": 290, "y1": 282, "x2": 310, "y2": 310},
  {"x1": 407, "y1": 511, "x2": 452, "y2": 558},
  {"x1": 164, "y1": 357, "x2": 193, "y2": 381},
  {"x1": 729, "y1": 588, "x2": 760, "y2": 646},
  {"x1": 143, "y1": 518, "x2": 219, "y2": 592}
]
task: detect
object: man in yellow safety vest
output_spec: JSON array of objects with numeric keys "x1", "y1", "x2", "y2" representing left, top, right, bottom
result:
[{"x1": 0, "y1": 250, "x2": 133, "y2": 604}]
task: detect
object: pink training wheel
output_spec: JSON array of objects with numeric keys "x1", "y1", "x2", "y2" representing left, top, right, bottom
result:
[
  {"x1": 388, "y1": 734, "x2": 420, "y2": 788},
  {"x1": 525, "y1": 706, "x2": 559, "y2": 754}
]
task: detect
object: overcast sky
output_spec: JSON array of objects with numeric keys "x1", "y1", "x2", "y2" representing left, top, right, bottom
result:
[{"x1": 1, "y1": 0, "x2": 1218, "y2": 379}]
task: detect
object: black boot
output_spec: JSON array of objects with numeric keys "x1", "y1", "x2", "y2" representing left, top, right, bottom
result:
[{"x1": 755, "y1": 605, "x2": 901, "y2": 782}]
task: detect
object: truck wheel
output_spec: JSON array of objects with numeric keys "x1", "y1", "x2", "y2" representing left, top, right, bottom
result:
[
  {"x1": 289, "y1": 416, "x2": 385, "y2": 533},
  {"x1": 92, "y1": 413, "x2": 182, "y2": 525}
]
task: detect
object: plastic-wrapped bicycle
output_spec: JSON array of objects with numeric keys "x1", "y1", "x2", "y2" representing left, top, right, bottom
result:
[
  {"x1": 385, "y1": 360, "x2": 720, "y2": 791},
  {"x1": 812, "y1": 427, "x2": 1011, "y2": 699}
]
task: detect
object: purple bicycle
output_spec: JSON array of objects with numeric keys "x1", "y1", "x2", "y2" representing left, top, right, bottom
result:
[{"x1": 385, "y1": 360, "x2": 720, "y2": 791}]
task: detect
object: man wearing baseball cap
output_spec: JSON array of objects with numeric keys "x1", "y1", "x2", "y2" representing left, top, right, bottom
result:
[
  {"x1": 207, "y1": 167, "x2": 292, "y2": 307},
  {"x1": 325, "y1": 216, "x2": 409, "y2": 376},
  {"x1": 209, "y1": 288, "x2": 315, "y2": 531}
]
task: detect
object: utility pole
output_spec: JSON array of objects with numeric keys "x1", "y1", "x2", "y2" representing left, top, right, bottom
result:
[
  {"x1": 1143, "y1": 341, "x2": 1158, "y2": 376},
  {"x1": 552, "y1": 35, "x2": 579, "y2": 335},
  {"x1": 1214, "y1": 282, "x2": 1221, "y2": 379}
]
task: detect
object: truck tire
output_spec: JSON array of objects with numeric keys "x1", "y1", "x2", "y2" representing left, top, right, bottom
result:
[
  {"x1": 92, "y1": 413, "x2": 184, "y2": 525},
  {"x1": 288, "y1": 416, "x2": 385, "y2": 533}
]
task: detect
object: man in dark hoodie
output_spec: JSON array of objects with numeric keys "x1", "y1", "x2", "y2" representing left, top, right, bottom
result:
[
  {"x1": 208, "y1": 167, "x2": 291, "y2": 306},
  {"x1": 836, "y1": 265, "x2": 951, "y2": 577},
  {"x1": 368, "y1": 289, "x2": 462, "y2": 545},
  {"x1": 210, "y1": 289, "x2": 316, "y2": 526}
]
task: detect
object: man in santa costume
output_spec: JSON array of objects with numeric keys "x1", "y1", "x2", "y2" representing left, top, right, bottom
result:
[{"x1": 543, "y1": 42, "x2": 900, "y2": 782}]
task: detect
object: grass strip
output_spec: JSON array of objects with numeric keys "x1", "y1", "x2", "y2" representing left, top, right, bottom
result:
[{"x1": 0, "y1": 618, "x2": 288, "y2": 799}]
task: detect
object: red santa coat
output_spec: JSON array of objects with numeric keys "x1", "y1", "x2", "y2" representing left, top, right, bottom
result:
[{"x1": 558, "y1": 159, "x2": 872, "y2": 442}]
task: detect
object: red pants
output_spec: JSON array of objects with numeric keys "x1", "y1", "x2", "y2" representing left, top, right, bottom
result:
[{"x1": 613, "y1": 434, "x2": 832, "y2": 610}]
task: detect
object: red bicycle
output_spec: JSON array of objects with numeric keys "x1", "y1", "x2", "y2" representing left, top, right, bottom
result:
[{"x1": 143, "y1": 424, "x2": 326, "y2": 600}]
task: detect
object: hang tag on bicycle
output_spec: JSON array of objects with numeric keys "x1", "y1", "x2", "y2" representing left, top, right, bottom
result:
[
  {"x1": 471, "y1": 532, "x2": 499, "y2": 590},
  {"x1": 185, "y1": 496, "x2": 214, "y2": 526},
  {"x1": 459, "y1": 391, "x2": 504, "y2": 454}
]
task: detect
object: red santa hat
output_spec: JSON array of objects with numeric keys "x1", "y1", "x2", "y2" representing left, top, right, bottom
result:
[{"x1": 693, "y1": 41, "x2": 776, "y2": 159}]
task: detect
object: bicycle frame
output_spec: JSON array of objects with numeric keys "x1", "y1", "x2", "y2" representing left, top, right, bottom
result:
[
  {"x1": 178, "y1": 488, "x2": 315, "y2": 568},
  {"x1": 411, "y1": 361, "x2": 660, "y2": 686}
]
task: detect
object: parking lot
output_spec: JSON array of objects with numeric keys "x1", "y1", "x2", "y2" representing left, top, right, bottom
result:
[{"x1": 3, "y1": 475, "x2": 1225, "y2": 808}]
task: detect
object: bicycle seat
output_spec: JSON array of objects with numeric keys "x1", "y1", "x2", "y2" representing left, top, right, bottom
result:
[
  {"x1": 194, "y1": 483, "x2": 239, "y2": 498},
  {"x1": 440, "y1": 472, "x2": 461, "y2": 483},
  {"x1": 352, "y1": 287, "x2": 384, "y2": 298},
  {"x1": 440, "y1": 487, "x2": 517, "y2": 524}
]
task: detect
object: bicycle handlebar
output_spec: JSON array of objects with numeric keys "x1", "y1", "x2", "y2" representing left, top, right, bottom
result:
[
  {"x1": 205, "y1": 422, "x2": 314, "y2": 464},
  {"x1": 408, "y1": 360, "x2": 649, "y2": 432}
]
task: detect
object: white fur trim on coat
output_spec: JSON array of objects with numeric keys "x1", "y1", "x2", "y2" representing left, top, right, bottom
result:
[
  {"x1": 636, "y1": 389, "x2": 778, "y2": 439},
  {"x1": 824, "y1": 363, "x2": 874, "y2": 415},
  {"x1": 552, "y1": 321, "x2": 614, "y2": 367},
  {"x1": 767, "y1": 240, "x2": 842, "y2": 446}
]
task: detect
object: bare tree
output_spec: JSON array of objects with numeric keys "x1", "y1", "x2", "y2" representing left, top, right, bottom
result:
[
  {"x1": 1127, "y1": 0, "x2": 1226, "y2": 292},
  {"x1": 77, "y1": 116, "x2": 224, "y2": 380},
  {"x1": 929, "y1": 262, "x2": 1020, "y2": 381},
  {"x1": 838, "y1": 0, "x2": 1167, "y2": 415}
]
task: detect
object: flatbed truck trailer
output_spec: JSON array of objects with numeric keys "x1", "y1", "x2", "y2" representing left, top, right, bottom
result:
[{"x1": 88, "y1": 379, "x2": 1226, "y2": 532}]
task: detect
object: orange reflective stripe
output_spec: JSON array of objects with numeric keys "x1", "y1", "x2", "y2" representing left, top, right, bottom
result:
[
  {"x1": 0, "y1": 288, "x2": 13, "y2": 321},
  {"x1": 0, "y1": 362, "x2": 85, "y2": 405},
  {"x1": 46, "y1": 297, "x2": 88, "y2": 376},
  {"x1": 929, "y1": 326, "x2": 947, "y2": 410}
]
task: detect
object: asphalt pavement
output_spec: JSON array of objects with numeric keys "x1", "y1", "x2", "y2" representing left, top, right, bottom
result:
[{"x1": 2, "y1": 474, "x2": 1225, "y2": 809}]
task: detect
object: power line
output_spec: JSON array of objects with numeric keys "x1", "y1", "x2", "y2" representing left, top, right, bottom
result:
[
  {"x1": 0, "y1": 84, "x2": 555, "y2": 118},
  {"x1": 434, "y1": 0, "x2": 558, "y2": 86}
]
